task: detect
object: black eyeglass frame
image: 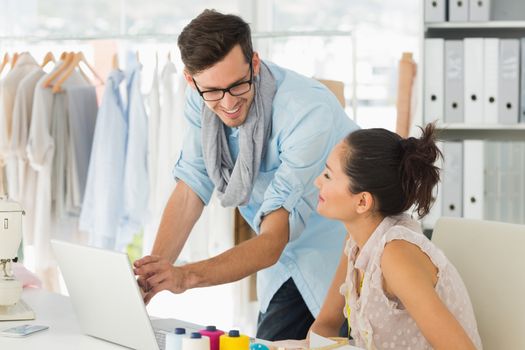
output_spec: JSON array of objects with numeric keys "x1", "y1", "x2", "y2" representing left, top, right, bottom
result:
[{"x1": 192, "y1": 62, "x2": 253, "y2": 101}]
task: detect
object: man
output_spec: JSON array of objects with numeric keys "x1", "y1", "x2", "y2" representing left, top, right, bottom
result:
[{"x1": 134, "y1": 9, "x2": 359, "y2": 341}]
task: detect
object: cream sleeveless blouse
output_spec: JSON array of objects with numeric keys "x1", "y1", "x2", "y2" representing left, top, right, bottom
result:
[{"x1": 340, "y1": 214, "x2": 482, "y2": 349}]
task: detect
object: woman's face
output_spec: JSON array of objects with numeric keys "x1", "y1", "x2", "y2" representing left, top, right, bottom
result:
[{"x1": 314, "y1": 142, "x2": 361, "y2": 222}]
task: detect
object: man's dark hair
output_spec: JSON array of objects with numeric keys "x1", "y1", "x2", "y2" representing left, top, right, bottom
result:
[{"x1": 177, "y1": 9, "x2": 254, "y2": 75}]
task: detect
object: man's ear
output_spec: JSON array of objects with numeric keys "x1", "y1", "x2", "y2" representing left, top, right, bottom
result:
[
  {"x1": 356, "y1": 192, "x2": 374, "y2": 214},
  {"x1": 183, "y1": 69, "x2": 195, "y2": 89},
  {"x1": 252, "y1": 51, "x2": 261, "y2": 76}
]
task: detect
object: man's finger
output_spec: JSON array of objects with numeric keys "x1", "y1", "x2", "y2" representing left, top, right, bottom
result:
[
  {"x1": 134, "y1": 255, "x2": 160, "y2": 268},
  {"x1": 146, "y1": 270, "x2": 170, "y2": 287},
  {"x1": 134, "y1": 261, "x2": 162, "y2": 276},
  {"x1": 137, "y1": 276, "x2": 151, "y2": 291}
]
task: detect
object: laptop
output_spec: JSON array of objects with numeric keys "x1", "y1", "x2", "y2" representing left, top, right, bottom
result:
[{"x1": 51, "y1": 239, "x2": 201, "y2": 350}]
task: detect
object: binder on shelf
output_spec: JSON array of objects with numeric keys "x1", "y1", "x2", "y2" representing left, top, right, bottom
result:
[
  {"x1": 442, "y1": 141, "x2": 463, "y2": 217},
  {"x1": 483, "y1": 38, "x2": 499, "y2": 124},
  {"x1": 424, "y1": 39, "x2": 444, "y2": 123},
  {"x1": 469, "y1": 0, "x2": 490, "y2": 21},
  {"x1": 425, "y1": 0, "x2": 446, "y2": 22},
  {"x1": 449, "y1": 0, "x2": 469, "y2": 22},
  {"x1": 499, "y1": 39, "x2": 520, "y2": 124},
  {"x1": 483, "y1": 141, "x2": 499, "y2": 221},
  {"x1": 445, "y1": 40, "x2": 464, "y2": 123},
  {"x1": 463, "y1": 140, "x2": 484, "y2": 219},
  {"x1": 520, "y1": 38, "x2": 525, "y2": 123},
  {"x1": 464, "y1": 38, "x2": 485, "y2": 124}
]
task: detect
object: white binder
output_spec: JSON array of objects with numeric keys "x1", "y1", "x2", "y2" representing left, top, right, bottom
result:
[
  {"x1": 470, "y1": 0, "x2": 490, "y2": 21},
  {"x1": 442, "y1": 141, "x2": 463, "y2": 217},
  {"x1": 483, "y1": 38, "x2": 499, "y2": 124},
  {"x1": 449, "y1": 0, "x2": 469, "y2": 21},
  {"x1": 424, "y1": 39, "x2": 445, "y2": 123},
  {"x1": 521, "y1": 38, "x2": 525, "y2": 123},
  {"x1": 464, "y1": 38, "x2": 485, "y2": 124},
  {"x1": 445, "y1": 40, "x2": 464, "y2": 123},
  {"x1": 499, "y1": 39, "x2": 520, "y2": 124},
  {"x1": 463, "y1": 140, "x2": 484, "y2": 219},
  {"x1": 425, "y1": 0, "x2": 446, "y2": 22}
]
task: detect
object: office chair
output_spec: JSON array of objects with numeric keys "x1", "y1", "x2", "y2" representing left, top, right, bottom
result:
[{"x1": 432, "y1": 217, "x2": 525, "y2": 350}]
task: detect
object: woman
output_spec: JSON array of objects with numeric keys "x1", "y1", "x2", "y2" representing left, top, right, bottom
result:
[{"x1": 310, "y1": 124, "x2": 482, "y2": 349}]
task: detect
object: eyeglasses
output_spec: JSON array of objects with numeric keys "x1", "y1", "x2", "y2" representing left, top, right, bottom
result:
[{"x1": 192, "y1": 63, "x2": 253, "y2": 102}]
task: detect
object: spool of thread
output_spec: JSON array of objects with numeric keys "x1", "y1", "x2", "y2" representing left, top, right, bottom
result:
[
  {"x1": 219, "y1": 330, "x2": 250, "y2": 350},
  {"x1": 166, "y1": 327, "x2": 187, "y2": 350},
  {"x1": 181, "y1": 332, "x2": 210, "y2": 350},
  {"x1": 250, "y1": 343, "x2": 270, "y2": 350},
  {"x1": 199, "y1": 325, "x2": 224, "y2": 350}
]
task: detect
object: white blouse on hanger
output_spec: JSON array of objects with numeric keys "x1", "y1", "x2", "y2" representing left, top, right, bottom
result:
[{"x1": 0, "y1": 53, "x2": 41, "y2": 199}]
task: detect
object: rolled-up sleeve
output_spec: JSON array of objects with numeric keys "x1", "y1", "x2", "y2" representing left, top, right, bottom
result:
[
  {"x1": 172, "y1": 88, "x2": 214, "y2": 205},
  {"x1": 253, "y1": 102, "x2": 335, "y2": 241}
]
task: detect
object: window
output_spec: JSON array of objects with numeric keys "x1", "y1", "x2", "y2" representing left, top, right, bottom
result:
[{"x1": 257, "y1": 0, "x2": 421, "y2": 130}]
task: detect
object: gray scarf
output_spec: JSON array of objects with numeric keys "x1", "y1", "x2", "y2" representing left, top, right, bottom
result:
[{"x1": 202, "y1": 62, "x2": 276, "y2": 207}]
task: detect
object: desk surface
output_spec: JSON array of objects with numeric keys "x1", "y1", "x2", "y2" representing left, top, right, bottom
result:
[{"x1": 0, "y1": 289, "x2": 127, "y2": 349}]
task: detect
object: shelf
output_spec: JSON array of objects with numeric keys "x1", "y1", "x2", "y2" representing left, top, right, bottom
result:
[
  {"x1": 436, "y1": 123, "x2": 525, "y2": 141},
  {"x1": 425, "y1": 21, "x2": 525, "y2": 29}
]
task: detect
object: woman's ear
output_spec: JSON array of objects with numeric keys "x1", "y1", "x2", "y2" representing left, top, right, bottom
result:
[{"x1": 356, "y1": 192, "x2": 374, "y2": 214}]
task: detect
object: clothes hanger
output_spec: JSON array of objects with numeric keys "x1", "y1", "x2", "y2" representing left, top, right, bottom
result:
[
  {"x1": 112, "y1": 52, "x2": 120, "y2": 70},
  {"x1": 41, "y1": 52, "x2": 56, "y2": 68},
  {"x1": 10, "y1": 52, "x2": 19, "y2": 70},
  {"x1": 43, "y1": 51, "x2": 75, "y2": 88},
  {"x1": 0, "y1": 53, "x2": 9, "y2": 75},
  {"x1": 52, "y1": 52, "x2": 104, "y2": 93},
  {"x1": 76, "y1": 51, "x2": 104, "y2": 85}
]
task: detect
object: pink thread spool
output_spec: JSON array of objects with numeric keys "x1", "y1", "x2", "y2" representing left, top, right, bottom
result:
[{"x1": 199, "y1": 325, "x2": 224, "y2": 350}]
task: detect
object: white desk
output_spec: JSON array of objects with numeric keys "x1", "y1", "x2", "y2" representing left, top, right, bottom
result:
[{"x1": 0, "y1": 289, "x2": 126, "y2": 349}]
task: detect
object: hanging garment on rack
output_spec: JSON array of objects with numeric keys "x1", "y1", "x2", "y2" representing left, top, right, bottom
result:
[
  {"x1": 80, "y1": 69, "x2": 128, "y2": 250},
  {"x1": 155, "y1": 63, "x2": 186, "y2": 212},
  {"x1": 142, "y1": 60, "x2": 161, "y2": 255},
  {"x1": 66, "y1": 85, "x2": 98, "y2": 212},
  {"x1": 142, "y1": 61, "x2": 185, "y2": 255},
  {"x1": 117, "y1": 59, "x2": 149, "y2": 251},
  {"x1": 50, "y1": 72, "x2": 92, "y2": 223},
  {"x1": 0, "y1": 53, "x2": 41, "y2": 199},
  {"x1": 9, "y1": 68, "x2": 45, "y2": 245},
  {"x1": 26, "y1": 68, "x2": 58, "y2": 271},
  {"x1": 28, "y1": 65, "x2": 91, "y2": 272}
]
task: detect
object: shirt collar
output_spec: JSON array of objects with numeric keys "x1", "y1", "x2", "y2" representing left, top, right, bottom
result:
[{"x1": 354, "y1": 213, "x2": 418, "y2": 270}]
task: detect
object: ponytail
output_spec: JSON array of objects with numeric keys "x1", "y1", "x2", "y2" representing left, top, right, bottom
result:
[
  {"x1": 342, "y1": 123, "x2": 442, "y2": 218},
  {"x1": 399, "y1": 123, "x2": 442, "y2": 217}
]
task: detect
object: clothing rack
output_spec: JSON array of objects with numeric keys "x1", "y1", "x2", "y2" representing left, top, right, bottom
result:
[{"x1": 0, "y1": 30, "x2": 358, "y2": 120}]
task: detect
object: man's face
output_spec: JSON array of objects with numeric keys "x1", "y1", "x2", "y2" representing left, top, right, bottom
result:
[{"x1": 187, "y1": 45, "x2": 260, "y2": 128}]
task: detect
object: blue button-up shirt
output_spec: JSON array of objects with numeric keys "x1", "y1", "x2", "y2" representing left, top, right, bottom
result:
[{"x1": 173, "y1": 61, "x2": 359, "y2": 316}]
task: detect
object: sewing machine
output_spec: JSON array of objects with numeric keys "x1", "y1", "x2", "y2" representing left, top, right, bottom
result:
[{"x1": 0, "y1": 196, "x2": 34, "y2": 320}]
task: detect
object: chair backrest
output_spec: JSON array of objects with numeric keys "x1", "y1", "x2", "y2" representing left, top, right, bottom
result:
[
  {"x1": 432, "y1": 217, "x2": 525, "y2": 350},
  {"x1": 316, "y1": 78, "x2": 345, "y2": 108}
]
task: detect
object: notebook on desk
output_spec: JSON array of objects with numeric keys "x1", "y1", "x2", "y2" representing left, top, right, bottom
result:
[{"x1": 51, "y1": 239, "x2": 201, "y2": 350}]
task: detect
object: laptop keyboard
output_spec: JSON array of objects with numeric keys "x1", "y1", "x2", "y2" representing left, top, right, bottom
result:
[{"x1": 155, "y1": 330, "x2": 167, "y2": 350}]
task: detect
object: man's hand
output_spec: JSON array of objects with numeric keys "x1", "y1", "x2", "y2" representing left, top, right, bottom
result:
[{"x1": 133, "y1": 255, "x2": 188, "y2": 304}]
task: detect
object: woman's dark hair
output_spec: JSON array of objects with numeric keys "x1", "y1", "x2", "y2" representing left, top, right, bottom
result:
[
  {"x1": 341, "y1": 123, "x2": 442, "y2": 218},
  {"x1": 177, "y1": 9, "x2": 253, "y2": 75}
]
